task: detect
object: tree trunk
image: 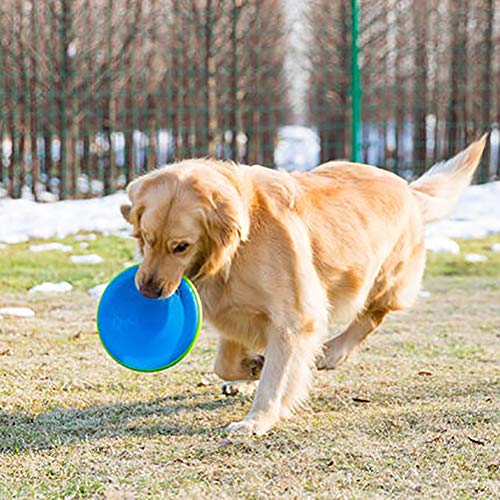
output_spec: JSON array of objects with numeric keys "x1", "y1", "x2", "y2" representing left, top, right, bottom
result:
[
  {"x1": 205, "y1": 0, "x2": 218, "y2": 157},
  {"x1": 412, "y1": 0, "x2": 428, "y2": 176},
  {"x1": 446, "y1": 0, "x2": 468, "y2": 157},
  {"x1": 9, "y1": 124, "x2": 20, "y2": 198},
  {"x1": 146, "y1": 0, "x2": 158, "y2": 170},
  {"x1": 228, "y1": 1, "x2": 240, "y2": 160},
  {"x1": 479, "y1": 0, "x2": 493, "y2": 182}
]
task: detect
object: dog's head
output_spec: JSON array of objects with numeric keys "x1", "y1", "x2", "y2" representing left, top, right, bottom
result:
[{"x1": 120, "y1": 161, "x2": 249, "y2": 299}]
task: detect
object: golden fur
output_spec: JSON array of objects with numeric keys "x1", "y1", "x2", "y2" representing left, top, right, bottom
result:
[{"x1": 121, "y1": 135, "x2": 487, "y2": 435}]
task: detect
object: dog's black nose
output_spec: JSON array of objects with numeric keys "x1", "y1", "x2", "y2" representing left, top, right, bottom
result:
[{"x1": 139, "y1": 282, "x2": 162, "y2": 299}]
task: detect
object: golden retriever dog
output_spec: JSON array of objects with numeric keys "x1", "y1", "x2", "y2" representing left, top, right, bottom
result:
[{"x1": 120, "y1": 134, "x2": 487, "y2": 435}]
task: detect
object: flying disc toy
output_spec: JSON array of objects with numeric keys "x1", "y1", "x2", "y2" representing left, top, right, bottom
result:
[{"x1": 97, "y1": 265, "x2": 202, "y2": 372}]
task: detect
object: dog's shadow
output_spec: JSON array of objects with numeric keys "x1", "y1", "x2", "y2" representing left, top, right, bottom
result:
[{"x1": 0, "y1": 393, "x2": 237, "y2": 454}]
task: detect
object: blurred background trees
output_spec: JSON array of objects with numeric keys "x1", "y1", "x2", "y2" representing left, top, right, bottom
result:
[
  {"x1": 307, "y1": 0, "x2": 499, "y2": 180},
  {"x1": 0, "y1": 0, "x2": 290, "y2": 198},
  {"x1": 0, "y1": 0, "x2": 498, "y2": 199}
]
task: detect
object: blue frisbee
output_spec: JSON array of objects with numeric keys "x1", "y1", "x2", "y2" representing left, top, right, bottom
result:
[{"x1": 97, "y1": 265, "x2": 202, "y2": 372}]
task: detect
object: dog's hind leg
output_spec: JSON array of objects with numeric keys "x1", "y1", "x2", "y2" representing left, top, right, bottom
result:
[
  {"x1": 316, "y1": 309, "x2": 387, "y2": 370},
  {"x1": 317, "y1": 239, "x2": 426, "y2": 370}
]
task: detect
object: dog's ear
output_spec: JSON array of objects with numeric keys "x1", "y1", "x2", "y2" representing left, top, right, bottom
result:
[
  {"x1": 120, "y1": 203, "x2": 132, "y2": 223},
  {"x1": 196, "y1": 185, "x2": 249, "y2": 281},
  {"x1": 120, "y1": 177, "x2": 145, "y2": 224}
]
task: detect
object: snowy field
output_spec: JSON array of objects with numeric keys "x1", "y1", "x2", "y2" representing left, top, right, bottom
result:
[{"x1": 0, "y1": 192, "x2": 130, "y2": 244}]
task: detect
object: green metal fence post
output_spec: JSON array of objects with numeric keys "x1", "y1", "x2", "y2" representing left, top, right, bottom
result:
[{"x1": 350, "y1": 0, "x2": 362, "y2": 163}]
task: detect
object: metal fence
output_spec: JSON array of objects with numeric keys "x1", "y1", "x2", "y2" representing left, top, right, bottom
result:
[{"x1": 0, "y1": 0, "x2": 498, "y2": 200}]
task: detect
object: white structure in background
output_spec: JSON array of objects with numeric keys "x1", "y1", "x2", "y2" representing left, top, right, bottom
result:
[{"x1": 274, "y1": 126, "x2": 320, "y2": 172}]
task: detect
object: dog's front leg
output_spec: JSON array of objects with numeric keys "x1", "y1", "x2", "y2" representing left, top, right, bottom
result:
[{"x1": 226, "y1": 329, "x2": 295, "y2": 436}]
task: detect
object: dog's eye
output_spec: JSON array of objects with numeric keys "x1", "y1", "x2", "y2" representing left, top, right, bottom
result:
[{"x1": 173, "y1": 242, "x2": 190, "y2": 254}]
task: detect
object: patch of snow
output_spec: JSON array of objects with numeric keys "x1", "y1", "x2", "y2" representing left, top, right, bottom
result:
[
  {"x1": 2, "y1": 234, "x2": 29, "y2": 244},
  {"x1": 70, "y1": 254, "x2": 104, "y2": 264},
  {"x1": 88, "y1": 283, "x2": 108, "y2": 298},
  {"x1": 425, "y1": 181, "x2": 500, "y2": 239},
  {"x1": 113, "y1": 229, "x2": 134, "y2": 239},
  {"x1": 465, "y1": 253, "x2": 488, "y2": 263},
  {"x1": 21, "y1": 185, "x2": 34, "y2": 201},
  {"x1": 424, "y1": 236, "x2": 460, "y2": 254},
  {"x1": 28, "y1": 282, "x2": 73, "y2": 294},
  {"x1": 0, "y1": 307, "x2": 35, "y2": 318},
  {"x1": 491, "y1": 243, "x2": 500, "y2": 253},
  {"x1": 0, "y1": 192, "x2": 130, "y2": 243},
  {"x1": 29, "y1": 242, "x2": 73, "y2": 253},
  {"x1": 79, "y1": 242, "x2": 89, "y2": 249},
  {"x1": 73, "y1": 233, "x2": 97, "y2": 241},
  {"x1": 418, "y1": 290, "x2": 432, "y2": 298},
  {"x1": 37, "y1": 191, "x2": 58, "y2": 203},
  {"x1": 91, "y1": 179, "x2": 104, "y2": 195}
]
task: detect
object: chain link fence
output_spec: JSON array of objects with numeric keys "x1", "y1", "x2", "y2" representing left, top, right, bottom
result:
[{"x1": 0, "y1": 0, "x2": 498, "y2": 200}]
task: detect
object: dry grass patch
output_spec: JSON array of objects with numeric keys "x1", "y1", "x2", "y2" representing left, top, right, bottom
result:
[{"x1": 0, "y1": 236, "x2": 499, "y2": 497}]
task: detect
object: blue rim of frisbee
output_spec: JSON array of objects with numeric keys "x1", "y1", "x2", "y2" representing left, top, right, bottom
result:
[{"x1": 96, "y1": 265, "x2": 202, "y2": 373}]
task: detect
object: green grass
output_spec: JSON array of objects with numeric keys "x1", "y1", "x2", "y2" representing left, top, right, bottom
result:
[
  {"x1": 0, "y1": 233, "x2": 498, "y2": 498},
  {"x1": 0, "y1": 234, "x2": 135, "y2": 293},
  {"x1": 426, "y1": 235, "x2": 500, "y2": 278},
  {"x1": 0, "y1": 234, "x2": 498, "y2": 294}
]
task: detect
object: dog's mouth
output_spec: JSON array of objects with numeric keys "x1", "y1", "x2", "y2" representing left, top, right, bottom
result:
[{"x1": 138, "y1": 284, "x2": 163, "y2": 300}]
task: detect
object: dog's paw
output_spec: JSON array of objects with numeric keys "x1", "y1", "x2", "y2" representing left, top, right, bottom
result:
[
  {"x1": 222, "y1": 380, "x2": 257, "y2": 397},
  {"x1": 279, "y1": 405, "x2": 294, "y2": 420},
  {"x1": 316, "y1": 338, "x2": 349, "y2": 370},
  {"x1": 226, "y1": 417, "x2": 273, "y2": 436}
]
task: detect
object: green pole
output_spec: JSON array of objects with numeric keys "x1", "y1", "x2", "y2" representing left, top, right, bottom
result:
[{"x1": 351, "y1": 0, "x2": 362, "y2": 163}]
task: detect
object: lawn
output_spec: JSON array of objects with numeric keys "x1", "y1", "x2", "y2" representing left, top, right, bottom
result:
[{"x1": 0, "y1": 234, "x2": 498, "y2": 498}]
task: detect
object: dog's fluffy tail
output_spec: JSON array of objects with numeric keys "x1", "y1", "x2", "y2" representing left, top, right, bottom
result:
[{"x1": 410, "y1": 134, "x2": 489, "y2": 224}]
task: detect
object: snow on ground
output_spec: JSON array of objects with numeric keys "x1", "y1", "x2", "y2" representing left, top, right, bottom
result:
[
  {"x1": 29, "y1": 242, "x2": 72, "y2": 253},
  {"x1": 28, "y1": 282, "x2": 73, "y2": 294},
  {"x1": 424, "y1": 182, "x2": 500, "y2": 240},
  {"x1": 424, "y1": 236, "x2": 460, "y2": 255},
  {"x1": 0, "y1": 307, "x2": 35, "y2": 317},
  {"x1": 0, "y1": 183, "x2": 499, "y2": 251},
  {"x1": 0, "y1": 192, "x2": 130, "y2": 243},
  {"x1": 73, "y1": 233, "x2": 97, "y2": 241},
  {"x1": 88, "y1": 284, "x2": 107, "y2": 299},
  {"x1": 491, "y1": 243, "x2": 500, "y2": 253},
  {"x1": 464, "y1": 253, "x2": 488, "y2": 263},
  {"x1": 70, "y1": 254, "x2": 104, "y2": 265}
]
